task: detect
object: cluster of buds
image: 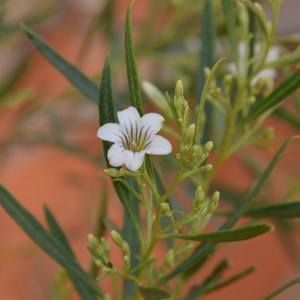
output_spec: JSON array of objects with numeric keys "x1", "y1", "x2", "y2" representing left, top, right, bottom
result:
[
  {"x1": 87, "y1": 234, "x2": 112, "y2": 274},
  {"x1": 160, "y1": 202, "x2": 172, "y2": 217},
  {"x1": 192, "y1": 186, "x2": 220, "y2": 220},
  {"x1": 176, "y1": 125, "x2": 214, "y2": 171},
  {"x1": 111, "y1": 230, "x2": 131, "y2": 272}
]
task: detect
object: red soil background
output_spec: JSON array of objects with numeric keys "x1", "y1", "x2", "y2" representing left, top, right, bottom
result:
[{"x1": 0, "y1": 1, "x2": 300, "y2": 299}]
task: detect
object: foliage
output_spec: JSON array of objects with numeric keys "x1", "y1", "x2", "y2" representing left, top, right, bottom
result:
[{"x1": 1, "y1": 0, "x2": 300, "y2": 299}]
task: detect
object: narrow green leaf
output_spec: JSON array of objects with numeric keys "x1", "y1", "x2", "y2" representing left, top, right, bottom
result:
[
  {"x1": 204, "y1": 266, "x2": 255, "y2": 295},
  {"x1": 245, "y1": 201, "x2": 300, "y2": 219},
  {"x1": 44, "y1": 206, "x2": 75, "y2": 258},
  {"x1": 184, "y1": 259, "x2": 230, "y2": 300},
  {"x1": 0, "y1": 185, "x2": 103, "y2": 299},
  {"x1": 196, "y1": 0, "x2": 215, "y2": 101},
  {"x1": 21, "y1": 24, "x2": 98, "y2": 103},
  {"x1": 158, "y1": 136, "x2": 298, "y2": 285},
  {"x1": 262, "y1": 277, "x2": 300, "y2": 300},
  {"x1": 138, "y1": 286, "x2": 171, "y2": 300},
  {"x1": 242, "y1": 69, "x2": 300, "y2": 125},
  {"x1": 125, "y1": 1, "x2": 143, "y2": 115},
  {"x1": 196, "y1": 0, "x2": 215, "y2": 143},
  {"x1": 203, "y1": 259, "x2": 230, "y2": 285},
  {"x1": 163, "y1": 223, "x2": 273, "y2": 242},
  {"x1": 222, "y1": 0, "x2": 238, "y2": 64}
]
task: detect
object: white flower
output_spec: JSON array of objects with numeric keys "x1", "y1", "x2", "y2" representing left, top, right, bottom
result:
[{"x1": 97, "y1": 106, "x2": 172, "y2": 171}]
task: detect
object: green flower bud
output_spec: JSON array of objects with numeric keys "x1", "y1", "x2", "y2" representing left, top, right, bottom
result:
[
  {"x1": 205, "y1": 164, "x2": 213, "y2": 172},
  {"x1": 182, "y1": 124, "x2": 195, "y2": 146},
  {"x1": 123, "y1": 254, "x2": 131, "y2": 271},
  {"x1": 87, "y1": 234, "x2": 99, "y2": 248},
  {"x1": 161, "y1": 202, "x2": 172, "y2": 216},
  {"x1": 165, "y1": 249, "x2": 175, "y2": 267},
  {"x1": 208, "y1": 191, "x2": 220, "y2": 213},
  {"x1": 175, "y1": 80, "x2": 184, "y2": 99},
  {"x1": 111, "y1": 230, "x2": 130, "y2": 253},
  {"x1": 262, "y1": 127, "x2": 274, "y2": 141},
  {"x1": 204, "y1": 67, "x2": 211, "y2": 78},
  {"x1": 104, "y1": 294, "x2": 112, "y2": 300},
  {"x1": 247, "y1": 96, "x2": 256, "y2": 105},
  {"x1": 224, "y1": 74, "x2": 233, "y2": 86},
  {"x1": 193, "y1": 186, "x2": 205, "y2": 209},
  {"x1": 203, "y1": 141, "x2": 213, "y2": 153},
  {"x1": 211, "y1": 87, "x2": 222, "y2": 99}
]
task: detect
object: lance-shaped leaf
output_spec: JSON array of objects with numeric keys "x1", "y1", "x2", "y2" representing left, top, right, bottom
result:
[
  {"x1": 138, "y1": 286, "x2": 171, "y2": 300},
  {"x1": 162, "y1": 223, "x2": 273, "y2": 243},
  {"x1": 262, "y1": 277, "x2": 300, "y2": 300},
  {"x1": 125, "y1": 1, "x2": 143, "y2": 115},
  {"x1": 0, "y1": 185, "x2": 103, "y2": 299},
  {"x1": 196, "y1": 0, "x2": 215, "y2": 143},
  {"x1": 157, "y1": 136, "x2": 298, "y2": 285},
  {"x1": 21, "y1": 24, "x2": 98, "y2": 103},
  {"x1": 185, "y1": 266, "x2": 255, "y2": 300},
  {"x1": 218, "y1": 201, "x2": 300, "y2": 219},
  {"x1": 242, "y1": 69, "x2": 300, "y2": 124},
  {"x1": 44, "y1": 206, "x2": 75, "y2": 258},
  {"x1": 245, "y1": 201, "x2": 300, "y2": 219}
]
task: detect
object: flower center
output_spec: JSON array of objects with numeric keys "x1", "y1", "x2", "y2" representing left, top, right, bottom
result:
[
  {"x1": 122, "y1": 125, "x2": 149, "y2": 153},
  {"x1": 128, "y1": 136, "x2": 146, "y2": 152}
]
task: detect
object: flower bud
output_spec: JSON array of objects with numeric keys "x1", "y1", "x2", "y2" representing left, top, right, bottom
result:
[
  {"x1": 87, "y1": 234, "x2": 99, "y2": 248},
  {"x1": 262, "y1": 127, "x2": 274, "y2": 141},
  {"x1": 204, "y1": 67, "x2": 211, "y2": 78},
  {"x1": 205, "y1": 164, "x2": 213, "y2": 172},
  {"x1": 175, "y1": 80, "x2": 184, "y2": 99},
  {"x1": 182, "y1": 124, "x2": 195, "y2": 146},
  {"x1": 111, "y1": 230, "x2": 130, "y2": 253},
  {"x1": 211, "y1": 87, "x2": 221, "y2": 99},
  {"x1": 224, "y1": 74, "x2": 233, "y2": 86},
  {"x1": 104, "y1": 294, "x2": 112, "y2": 300},
  {"x1": 123, "y1": 254, "x2": 131, "y2": 271},
  {"x1": 203, "y1": 141, "x2": 214, "y2": 153},
  {"x1": 247, "y1": 96, "x2": 256, "y2": 105},
  {"x1": 208, "y1": 191, "x2": 220, "y2": 213},
  {"x1": 165, "y1": 249, "x2": 175, "y2": 267},
  {"x1": 161, "y1": 202, "x2": 172, "y2": 216},
  {"x1": 193, "y1": 186, "x2": 205, "y2": 209}
]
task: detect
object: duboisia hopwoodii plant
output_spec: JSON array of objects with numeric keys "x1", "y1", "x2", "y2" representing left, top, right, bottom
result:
[{"x1": 1, "y1": 0, "x2": 300, "y2": 299}]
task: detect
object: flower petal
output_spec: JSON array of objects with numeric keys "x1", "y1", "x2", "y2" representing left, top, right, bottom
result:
[
  {"x1": 140, "y1": 112, "x2": 165, "y2": 135},
  {"x1": 124, "y1": 151, "x2": 145, "y2": 171},
  {"x1": 145, "y1": 135, "x2": 172, "y2": 155},
  {"x1": 97, "y1": 123, "x2": 123, "y2": 143},
  {"x1": 117, "y1": 106, "x2": 141, "y2": 135},
  {"x1": 107, "y1": 143, "x2": 126, "y2": 167}
]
